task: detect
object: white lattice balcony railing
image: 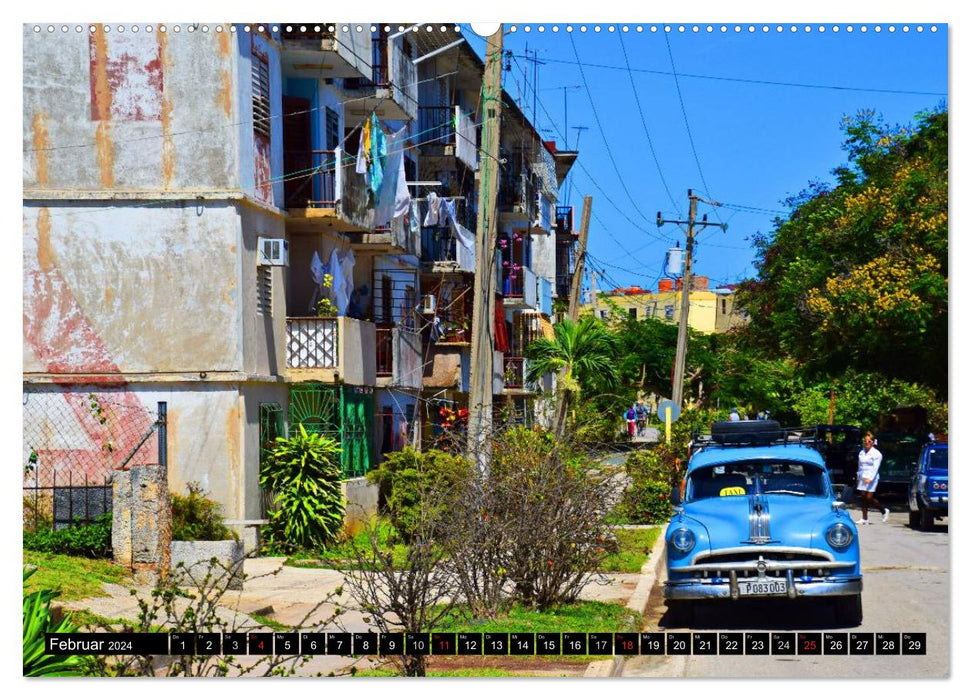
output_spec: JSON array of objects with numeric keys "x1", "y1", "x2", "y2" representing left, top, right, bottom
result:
[{"x1": 286, "y1": 317, "x2": 338, "y2": 369}]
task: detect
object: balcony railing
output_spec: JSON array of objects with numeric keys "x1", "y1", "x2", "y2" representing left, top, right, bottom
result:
[
  {"x1": 555, "y1": 205, "x2": 574, "y2": 234},
  {"x1": 376, "y1": 324, "x2": 393, "y2": 376},
  {"x1": 503, "y1": 356, "x2": 525, "y2": 389},
  {"x1": 286, "y1": 317, "x2": 338, "y2": 368},
  {"x1": 503, "y1": 266, "x2": 537, "y2": 308},
  {"x1": 417, "y1": 105, "x2": 478, "y2": 169},
  {"x1": 555, "y1": 273, "x2": 572, "y2": 300}
]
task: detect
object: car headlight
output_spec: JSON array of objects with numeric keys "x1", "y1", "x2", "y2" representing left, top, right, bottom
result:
[
  {"x1": 825, "y1": 523, "x2": 854, "y2": 550},
  {"x1": 670, "y1": 527, "x2": 696, "y2": 554}
]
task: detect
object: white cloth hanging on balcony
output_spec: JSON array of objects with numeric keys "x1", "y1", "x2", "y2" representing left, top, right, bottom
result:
[
  {"x1": 338, "y1": 248, "x2": 356, "y2": 316},
  {"x1": 329, "y1": 249, "x2": 345, "y2": 314},
  {"x1": 375, "y1": 125, "x2": 411, "y2": 227},
  {"x1": 424, "y1": 192, "x2": 441, "y2": 226},
  {"x1": 452, "y1": 221, "x2": 476, "y2": 273}
]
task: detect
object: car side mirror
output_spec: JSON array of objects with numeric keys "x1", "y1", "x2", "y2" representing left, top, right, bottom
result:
[{"x1": 671, "y1": 486, "x2": 682, "y2": 506}]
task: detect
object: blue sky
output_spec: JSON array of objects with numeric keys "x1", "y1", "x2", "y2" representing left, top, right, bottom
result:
[{"x1": 460, "y1": 23, "x2": 948, "y2": 293}]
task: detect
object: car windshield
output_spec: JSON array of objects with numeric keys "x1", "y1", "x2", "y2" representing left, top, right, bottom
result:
[
  {"x1": 927, "y1": 448, "x2": 948, "y2": 470},
  {"x1": 686, "y1": 461, "x2": 829, "y2": 501}
]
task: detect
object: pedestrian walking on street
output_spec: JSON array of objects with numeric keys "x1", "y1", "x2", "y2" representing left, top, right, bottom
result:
[
  {"x1": 625, "y1": 405, "x2": 637, "y2": 438},
  {"x1": 635, "y1": 401, "x2": 648, "y2": 436},
  {"x1": 856, "y1": 431, "x2": 890, "y2": 524}
]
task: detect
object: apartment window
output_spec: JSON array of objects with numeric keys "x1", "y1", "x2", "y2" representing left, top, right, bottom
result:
[
  {"x1": 664, "y1": 304, "x2": 674, "y2": 320},
  {"x1": 721, "y1": 298, "x2": 728, "y2": 314},
  {"x1": 600, "y1": 310, "x2": 608, "y2": 320},
  {"x1": 628, "y1": 307, "x2": 637, "y2": 320},
  {"x1": 325, "y1": 107, "x2": 340, "y2": 150},
  {"x1": 252, "y1": 51, "x2": 271, "y2": 139},
  {"x1": 257, "y1": 266, "x2": 272, "y2": 314}
]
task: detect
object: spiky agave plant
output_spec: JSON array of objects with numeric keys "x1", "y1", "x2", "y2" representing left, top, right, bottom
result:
[
  {"x1": 259, "y1": 424, "x2": 345, "y2": 551},
  {"x1": 23, "y1": 569, "x2": 89, "y2": 676}
]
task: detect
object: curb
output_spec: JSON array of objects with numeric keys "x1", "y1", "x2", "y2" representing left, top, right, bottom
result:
[{"x1": 584, "y1": 524, "x2": 668, "y2": 678}]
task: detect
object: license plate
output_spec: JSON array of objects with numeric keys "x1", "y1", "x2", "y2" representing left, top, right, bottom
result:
[{"x1": 738, "y1": 579, "x2": 788, "y2": 596}]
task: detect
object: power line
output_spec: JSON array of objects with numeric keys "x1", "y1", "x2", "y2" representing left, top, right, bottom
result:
[
  {"x1": 617, "y1": 31, "x2": 682, "y2": 218},
  {"x1": 664, "y1": 34, "x2": 718, "y2": 218},
  {"x1": 522, "y1": 56, "x2": 948, "y2": 97},
  {"x1": 508, "y1": 54, "x2": 675, "y2": 246},
  {"x1": 568, "y1": 32, "x2": 653, "y2": 227}
]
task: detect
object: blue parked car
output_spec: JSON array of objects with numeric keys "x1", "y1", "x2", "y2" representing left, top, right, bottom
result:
[
  {"x1": 908, "y1": 441, "x2": 948, "y2": 530},
  {"x1": 664, "y1": 421, "x2": 862, "y2": 625}
]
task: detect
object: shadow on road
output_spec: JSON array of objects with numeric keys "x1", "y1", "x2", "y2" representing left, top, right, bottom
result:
[{"x1": 657, "y1": 597, "x2": 862, "y2": 631}]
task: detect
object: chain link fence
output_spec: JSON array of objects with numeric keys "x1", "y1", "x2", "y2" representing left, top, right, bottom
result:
[{"x1": 23, "y1": 390, "x2": 166, "y2": 531}]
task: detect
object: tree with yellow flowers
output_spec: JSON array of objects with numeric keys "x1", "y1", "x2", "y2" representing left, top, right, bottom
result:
[{"x1": 733, "y1": 107, "x2": 947, "y2": 410}]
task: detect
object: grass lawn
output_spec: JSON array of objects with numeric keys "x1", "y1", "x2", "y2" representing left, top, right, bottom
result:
[
  {"x1": 283, "y1": 521, "x2": 409, "y2": 570},
  {"x1": 23, "y1": 550, "x2": 131, "y2": 601},
  {"x1": 602, "y1": 527, "x2": 660, "y2": 573},
  {"x1": 435, "y1": 599, "x2": 642, "y2": 635}
]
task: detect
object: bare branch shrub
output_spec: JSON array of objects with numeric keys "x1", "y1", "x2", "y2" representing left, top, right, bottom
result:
[{"x1": 85, "y1": 558, "x2": 341, "y2": 677}]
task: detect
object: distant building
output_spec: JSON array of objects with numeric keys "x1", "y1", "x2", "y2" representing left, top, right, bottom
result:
[{"x1": 582, "y1": 276, "x2": 747, "y2": 333}]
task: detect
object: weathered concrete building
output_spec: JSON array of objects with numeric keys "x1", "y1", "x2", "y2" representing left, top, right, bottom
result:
[
  {"x1": 23, "y1": 24, "x2": 580, "y2": 531},
  {"x1": 24, "y1": 25, "x2": 292, "y2": 527}
]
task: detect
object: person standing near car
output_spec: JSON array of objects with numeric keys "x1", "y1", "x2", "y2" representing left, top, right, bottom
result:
[{"x1": 856, "y1": 431, "x2": 891, "y2": 524}]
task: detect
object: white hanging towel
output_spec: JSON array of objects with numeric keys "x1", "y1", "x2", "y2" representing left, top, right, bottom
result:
[
  {"x1": 329, "y1": 250, "x2": 346, "y2": 314},
  {"x1": 424, "y1": 192, "x2": 440, "y2": 227},
  {"x1": 338, "y1": 248, "x2": 356, "y2": 316},
  {"x1": 310, "y1": 250, "x2": 325, "y2": 285},
  {"x1": 452, "y1": 221, "x2": 476, "y2": 273},
  {"x1": 375, "y1": 125, "x2": 411, "y2": 227}
]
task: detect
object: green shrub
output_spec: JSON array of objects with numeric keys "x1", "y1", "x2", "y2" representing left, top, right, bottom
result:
[
  {"x1": 23, "y1": 569, "x2": 90, "y2": 676},
  {"x1": 615, "y1": 479, "x2": 672, "y2": 525},
  {"x1": 367, "y1": 446, "x2": 471, "y2": 540},
  {"x1": 23, "y1": 513, "x2": 112, "y2": 558},
  {"x1": 171, "y1": 483, "x2": 235, "y2": 541},
  {"x1": 260, "y1": 424, "x2": 345, "y2": 551}
]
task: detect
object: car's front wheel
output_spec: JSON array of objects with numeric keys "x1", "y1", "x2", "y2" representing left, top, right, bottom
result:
[{"x1": 834, "y1": 593, "x2": 863, "y2": 626}]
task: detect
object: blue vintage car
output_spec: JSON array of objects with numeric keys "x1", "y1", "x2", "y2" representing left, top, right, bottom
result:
[
  {"x1": 908, "y1": 441, "x2": 948, "y2": 530},
  {"x1": 664, "y1": 421, "x2": 862, "y2": 625}
]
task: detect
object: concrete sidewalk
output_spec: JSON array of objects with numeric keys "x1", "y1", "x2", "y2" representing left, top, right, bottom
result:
[{"x1": 62, "y1": 529, "x2": 667, "y2": 677}]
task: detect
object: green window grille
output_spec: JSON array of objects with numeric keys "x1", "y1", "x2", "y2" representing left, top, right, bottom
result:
[
  {"x1": 258, "y1": 402, "x2": 285, "y2": 519},
  {"x1": 288, "y1": 383, "x2": 374, "y2": 478}
]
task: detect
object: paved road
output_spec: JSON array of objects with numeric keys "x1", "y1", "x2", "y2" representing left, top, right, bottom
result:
[{"x1": 622, "y1": 503, "x2": 949, "y2": 678}]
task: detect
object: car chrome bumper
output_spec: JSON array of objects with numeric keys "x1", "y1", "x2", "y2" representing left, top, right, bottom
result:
[{"x1": 664, "y1": 573, "x2": 862, "y2": 601}]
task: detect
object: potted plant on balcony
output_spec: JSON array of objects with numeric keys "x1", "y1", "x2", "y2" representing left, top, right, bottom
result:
[{"x1": 315, "y1": 273, "x2": 339, "y2": 317}]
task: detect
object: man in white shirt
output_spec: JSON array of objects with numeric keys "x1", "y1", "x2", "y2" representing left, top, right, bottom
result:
[{"x1": 856, "y1": 432, "x2": 891, "y2": 524}]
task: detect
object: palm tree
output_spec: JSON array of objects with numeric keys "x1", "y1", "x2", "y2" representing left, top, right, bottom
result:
[{"x1": 525, "y1": 316, "x2": 620, "y2": 438}]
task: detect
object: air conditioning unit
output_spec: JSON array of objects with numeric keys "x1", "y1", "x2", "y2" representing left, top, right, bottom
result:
[
  {"x1": 258, "y1": 237, "x2": 289, "y2": 266},
  {"x1": 420, "y1": 294, "x2": 436, "y2": 314}
]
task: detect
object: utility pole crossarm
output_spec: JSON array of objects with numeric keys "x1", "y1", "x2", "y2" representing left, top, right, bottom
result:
[{"x1": 656, "y1": 189, "x2": 725, "y2": 408}]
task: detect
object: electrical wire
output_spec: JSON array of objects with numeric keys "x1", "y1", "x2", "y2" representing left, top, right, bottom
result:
[
  {"x1": 568, "y1": 32, "x2": 653, "y2": 227},
  {"x1": 617, "y1": 31, "x2": 682, "y2": 218},
  {"x1": 524, "y1": 56, "x2": 947, "y2": 98}
]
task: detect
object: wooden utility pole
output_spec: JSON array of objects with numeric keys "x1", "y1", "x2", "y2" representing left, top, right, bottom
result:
[
  {"x1": 466, "y1": 26, "x2": 503, "y2": 469},
  {"x1": 567, "y1": 196, "x2": 592, "y2": 321},
  {"x1": 657, "y1": 190, "x2": 725, "y2": 408},
  {"x1": 551, "y1": 196, "x2": 592, "y2": 438}
]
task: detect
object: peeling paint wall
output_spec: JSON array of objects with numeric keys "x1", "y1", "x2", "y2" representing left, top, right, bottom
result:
[
  {"x1": 238, "y1": 205, "x2": 287, "y2": 376},
  {"x1": 22, "y1": 382, "x2": 270, "y2": 521},
  {"x1": 235, "y1": 30, "x2": 284, "y2": 208},
  {"x1": 24, "y1": 202, "x2": 242, "y2": 374},
  {"x1": 24, "y1": 26, "x2": 238, "y2": 191}
]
